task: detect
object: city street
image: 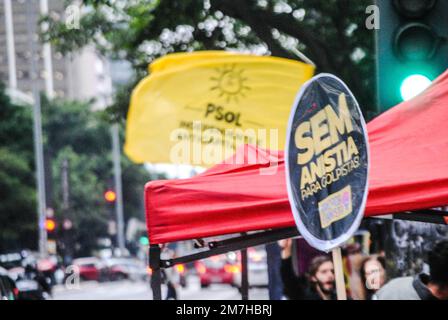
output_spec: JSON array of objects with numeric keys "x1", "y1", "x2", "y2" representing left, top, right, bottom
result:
[
  {"x1": 2, "y1": 0, "x2": 448, "y2": 307},
  {"x1": 52, "y1": 277, "x2": 269, "y2": 300}
]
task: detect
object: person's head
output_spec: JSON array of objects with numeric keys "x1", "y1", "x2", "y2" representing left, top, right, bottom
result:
[
  {"x1": 428, "y1": 240, "x2": 448, "y2": 300},
  {"x1": 360, "y1": 255, "x2": 386, "y2": 296},
  {"x1": 308, "y1": 256, "x2": 335, "y2": 294}
]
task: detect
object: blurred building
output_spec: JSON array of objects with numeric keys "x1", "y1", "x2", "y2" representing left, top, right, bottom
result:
[
  {"x1": 68, "y1": 47, "x2": 113, "y2": 110},
  {"x1": 0, "y1": 0, "x2": 112, "y2": 109}
]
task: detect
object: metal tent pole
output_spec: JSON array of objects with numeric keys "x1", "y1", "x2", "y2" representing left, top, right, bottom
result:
[
  {"x1": 241, "y1": 248, "x2": 249, "y2": 300},
  {"x1": 149, "y1": 245, "x2": 162, "y2": 300}
]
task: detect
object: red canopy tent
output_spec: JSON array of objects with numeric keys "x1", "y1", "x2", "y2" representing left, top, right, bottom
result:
[{"x1": 145, "y1": 70, "x2": 448, "y2": 245}]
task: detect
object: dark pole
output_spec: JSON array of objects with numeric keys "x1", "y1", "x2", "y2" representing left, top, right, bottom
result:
[
  {"x1": 61, "y1": 158, "x2": 73, "y2": 265},
  {"x1": 149, "y1": 245, "x2": 162, "y2": 300},
  {"x1": 241, "y1": 248, "x2": 249, "y2": 300},
  {"x1": 266, "y1": 242, "x2": 283, "y2": 300},
  {"x1": 61, "y1": 158, "x2": 69, "y2": 211}
]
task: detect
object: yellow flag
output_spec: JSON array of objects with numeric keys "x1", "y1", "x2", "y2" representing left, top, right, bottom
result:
[{"x1": 125, "y1": 51, "x2": 314, "y2": 165}]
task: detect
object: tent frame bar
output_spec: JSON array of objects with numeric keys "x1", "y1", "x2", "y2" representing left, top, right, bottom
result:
[
  {"x1": 161, "y1": 228, "x2": 298, "y2": 268},
  {"x1": 149, "y1": 227, "x2": 298, "y2": 300},
  {"x1": 372, "y1": 209, "x2": 448, "y2": 225},
  {"x1": 149, "y1": 209, "x2": 447, "y2": 300}
]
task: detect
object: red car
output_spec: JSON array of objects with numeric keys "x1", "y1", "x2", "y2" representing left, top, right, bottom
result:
[
  {"x1": 72, "y1": 258, "x2": 107, "y2": 282},
  {"x1": 195, "y1": 255, "x2": 240, "y2": 288}
]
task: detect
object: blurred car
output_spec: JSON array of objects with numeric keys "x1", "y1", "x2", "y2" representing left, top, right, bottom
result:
[
  {"x1": 0, "y1": 251, "x2": 37, "y2": 274},
  {"x1": 6, "y1": 266, "x2": 50, "y2": 300},
  {"x1": 104, "y1": 258, "x2": 148, "y2": 282},
  {"x1": 72, "y1": 257, "x2": 107, "y2": 282},
  {"x1": 0, "y1": 252, "x2": 51, "y2": 300},
  {"x1": 233, "y1": 247, "x2": 268, "y2": 289},
  {"x1": 37, "y1": 256, "x2": 59, "y2": 285},
  {"x1": 14, "y1": 278, "x2": 48, "y2": 300},
  {"x1": 195, "y1": 255, "x2": 239, "y2": 288},
  {"x1": 0, "y1": 267, "x2": 18, "y2": 300}
]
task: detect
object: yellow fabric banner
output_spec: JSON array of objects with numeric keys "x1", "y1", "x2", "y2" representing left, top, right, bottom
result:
[{"x1": 125, "y1": 51, "x2": 315, "y2": 165}]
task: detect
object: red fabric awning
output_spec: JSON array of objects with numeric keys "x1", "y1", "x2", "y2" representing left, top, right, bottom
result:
[{"x1": 145, "y1": 70, "x2": 448, "y2": 244}]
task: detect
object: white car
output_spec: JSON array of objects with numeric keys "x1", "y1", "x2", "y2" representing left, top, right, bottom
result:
[
  {"x1": 233, "y1": 247, "x2": 269, "y2": 289},
  {"x1": 104, "y1": 258, "x2": 148, "y2": 282}
]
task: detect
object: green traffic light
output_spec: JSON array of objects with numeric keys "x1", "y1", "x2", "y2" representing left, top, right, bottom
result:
[
  {"x1": 139, "y1": 236, "x2": 149, "y2": 246},
  {"x1": 400, "y1": 74, "x2": 432, "y2": 101}
]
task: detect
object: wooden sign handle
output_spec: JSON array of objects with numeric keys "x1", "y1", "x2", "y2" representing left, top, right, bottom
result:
[{"x1": 332, "y1": 247, "x2": 347, "y2": 300}]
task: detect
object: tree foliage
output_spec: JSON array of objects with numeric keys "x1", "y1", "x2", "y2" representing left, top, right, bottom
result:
[
  {"x1": 0, "y1": 85, "x2": 37, "y2": 251},
  {"x1": 41, "y1": 97, "x2": 154, "y2": 256},
  {"x1": 42, "y1": 0, "x2": 376, "y2": 119},
  {"x1": 0, "y1": 84, "x2": 158, "y2": 255}
]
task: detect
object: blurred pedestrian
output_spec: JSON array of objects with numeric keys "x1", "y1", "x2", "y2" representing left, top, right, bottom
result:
[
  {"x1": 360, "y1": 255, "x2": 386, "y2": 299},
  {"x1": 279, "y1": 239, "x2": 337, "y2": 300},
  {"x1": 375, "y1": 240, "x2": 448, "y2": 300},
  {"x1": 160, "y1": 244, "x2": 179, "y2": 300}
]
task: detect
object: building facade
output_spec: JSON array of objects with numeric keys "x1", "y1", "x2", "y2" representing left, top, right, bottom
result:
[{"x1": 0, "y1": 0, "x2": 112, "y2": 109}]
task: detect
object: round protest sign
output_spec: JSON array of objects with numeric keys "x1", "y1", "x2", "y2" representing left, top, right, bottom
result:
[{"x1": 285, "y1": 73, "x2": 369, "y2": 252}]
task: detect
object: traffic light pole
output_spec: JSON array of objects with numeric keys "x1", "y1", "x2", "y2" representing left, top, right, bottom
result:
[
  {"x1": 39, "y1": 0, "x2": 54, "y2": 98},
  {"x1": 3, "y1": 0, "x2": 17, "y2": 90},
  {"x1": 111, "y1": 124, "x2": 126, "y2": 254},
  {"x1": 26, "y1": 2, "x2": 48, "y2": 258}
]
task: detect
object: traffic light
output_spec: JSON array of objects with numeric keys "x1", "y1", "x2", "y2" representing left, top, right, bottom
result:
[
  {"x1": 104, "y1": 189, "x2": 117, "y2": 203},
  {"x1": 139, "y1": 236, "x2": 149, "y2": 246},
  {"x1": 45, "y1": 218, "x2": 56, "y2": 233},
  {"x1": 376, "y1": 0, "x2": 448, "y2": 112}
]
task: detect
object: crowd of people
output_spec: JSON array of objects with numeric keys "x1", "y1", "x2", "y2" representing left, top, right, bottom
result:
[{"x1": 278, "y1": 239, "x2": 448, "y2": 300}]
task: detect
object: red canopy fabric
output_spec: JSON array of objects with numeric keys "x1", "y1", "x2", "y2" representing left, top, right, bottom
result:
[{"x1": 145, "y1": 70, "x2": 448, "y2": 244}]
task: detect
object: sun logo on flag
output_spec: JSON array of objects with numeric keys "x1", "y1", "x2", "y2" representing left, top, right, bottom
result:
[{"x1": 210, "y1": 64, "x2": 251, "y2": 103}]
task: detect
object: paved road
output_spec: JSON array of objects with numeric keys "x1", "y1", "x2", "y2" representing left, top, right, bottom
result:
[{"x1": 53, "y1": 276, "x2": 269, "y2": 300}]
